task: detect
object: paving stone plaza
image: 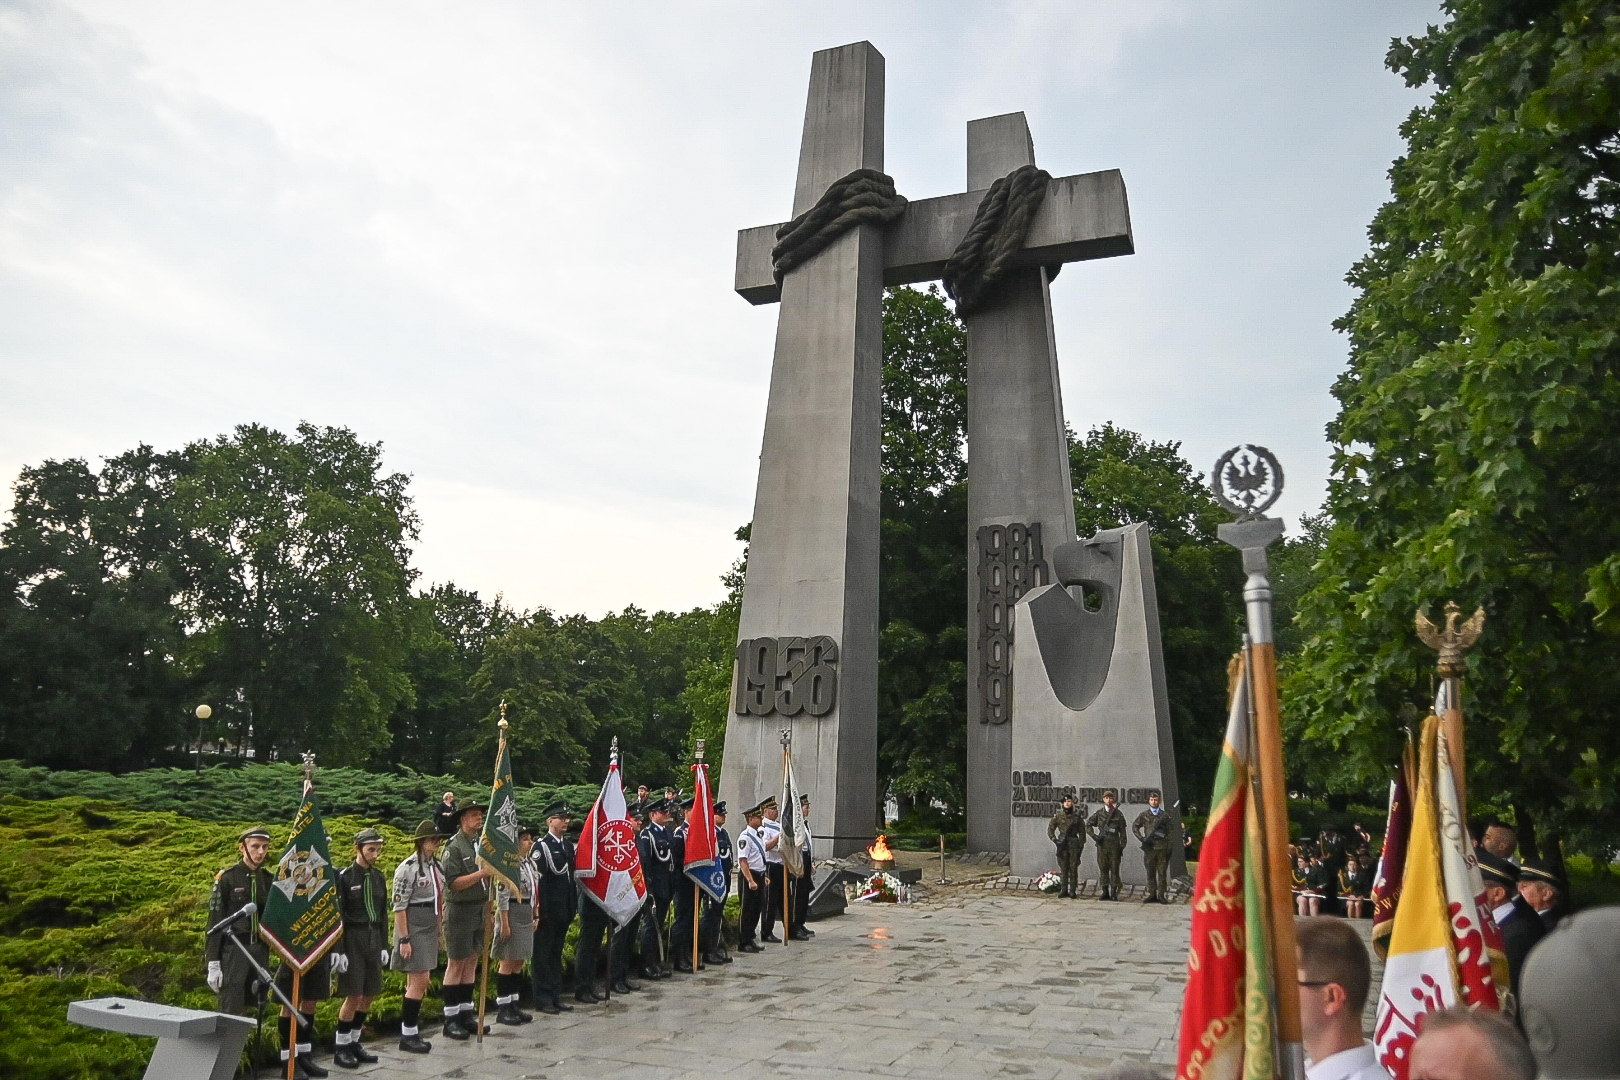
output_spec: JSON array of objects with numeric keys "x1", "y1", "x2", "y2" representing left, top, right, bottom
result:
[{"x1": 336, "y1": 887, "x2": 1192, "y2": 1080}]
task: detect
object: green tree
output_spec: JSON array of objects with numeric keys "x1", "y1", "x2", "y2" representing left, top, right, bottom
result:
[
  {"x1": 387, "y1": 583, "x2": 511, "y2": 774},
  {"x1": 1288, "y1": 0, "x2": 1620, "y2": 854},
  {"x1": 0, "y1": 448, "x2": 189, "y2": 769},
  {"x1": 175, "y1": 424, "x2": 419, "y2": 766},
  {"x1": 1068, "y1": 424, "x2": 1242, "y2": 807}
]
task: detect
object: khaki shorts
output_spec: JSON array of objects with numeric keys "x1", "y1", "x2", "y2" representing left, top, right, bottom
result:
[{"x1": 443, "y1": 901, "x2": 486, "y2": 962}]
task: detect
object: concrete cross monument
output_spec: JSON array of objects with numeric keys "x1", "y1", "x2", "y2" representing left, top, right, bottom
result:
[{"x1": 721, "y1": 41, "x2": 1167, "y2": 862}]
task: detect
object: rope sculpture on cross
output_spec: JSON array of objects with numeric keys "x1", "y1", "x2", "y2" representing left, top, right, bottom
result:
[
  {"x1": 770, "y1": 168, "x2": 908, "y2": 284},
  {"x1": 942, "y1": 163, "x2": 1056, "y2": 317}
]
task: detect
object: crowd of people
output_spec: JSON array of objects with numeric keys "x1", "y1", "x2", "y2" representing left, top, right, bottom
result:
[
  {"x1": 205, "y1": 783, "x2": 820, "y2": 1077},
  {"x1": 1289, "y1": 824, "x2": 1377, "y2": 917}
]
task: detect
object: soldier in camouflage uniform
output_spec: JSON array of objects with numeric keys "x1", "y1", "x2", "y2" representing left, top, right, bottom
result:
[
  {"x1": 1132, "y1": 791, "x2": 1175, "y2": 903},
  {"x1": 1046, "y1": 794, "x2": 1087, "y2": 898},
  {"x1": 1088, "y1": 790, "x2": 1128, "y2": 900}
]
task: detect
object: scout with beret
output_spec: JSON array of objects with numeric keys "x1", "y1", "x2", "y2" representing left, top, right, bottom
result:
[
  {"x1": 391, "y1": 820, "x2": 446, "y2": 1055},
  {"x1": 332, "y1": 828, "x2": 389, "y2": 1069},
  {"x1": 206, "y1": 826, "x2": 274, "y2": 1017},
  {"x1": 491, "y1": 824, "x2": 538, "y2": 1027},
  {"x1": 531, "y1": 800, "x2": 577, "y2": 1012},
  {"x1": 439, "y1": 799, "x2": 490, "y2": 1040}
]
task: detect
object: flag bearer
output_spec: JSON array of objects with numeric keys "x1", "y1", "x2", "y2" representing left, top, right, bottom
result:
[
  {"x1": 206, "y1": 826, "x2": 275, "y2": 1016},
  {"x1": 273, "y1": 929, "x2": 334, "y2": 1076},
  {"x1": 1133, "y1": 792, "x2": 1175, "y2": 903},
  {"x1": 790, "y1": 793, "x2": 815, "y2": 939},
  {"x1": 1089, "y1": 790, "x2": 1128, "y2": 900},
  {"x1": 758, "y1": 796, "x2": 785, "y2": 942},
  {"x1": 671, "y1": 795, "x2": 699, "y2": 973},
  {"x1": 574, "y1": 880, "x2": 642, "y2": 999},
  {"x1": 736, "y1": 802, "x2": 769, "y2": 953},
  {"x1": 638, "y1": 797, "x2": 677, "y2": 979},
  {"x1": 439, "y1": 799, "x2": 490, "y2": 1040},
  {"x1": 531, "y1": 801, "x2": 577, "y2": 1013},
  {"x1": 390, "y1": 819, "x2": 445, "y2": 1055},
  {"x1": 332, "y1": 828, "x2": 390, "y2": 1069},
  {"x1": 492, "y1": 824, "x2": 537, "y2": 1026},
  {"x1": 701, "y1": 801, "x2": 735, "y2": 966}
]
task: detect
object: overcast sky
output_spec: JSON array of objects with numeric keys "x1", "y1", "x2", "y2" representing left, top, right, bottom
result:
[{"x1": 1, "y1": 1, "x2": 1438, "y2": 617}]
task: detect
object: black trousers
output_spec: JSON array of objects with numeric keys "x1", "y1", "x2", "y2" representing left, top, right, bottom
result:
[
  {"x1": 738, "y1": 873, "x2": 765, "y2": 945},
  {"x1": 762, "y1": 864, "x2": 787, "y2": 938},
  {"x1": 672, "y1": 879, "x2": 697, "y2": 961},
  {"x1": 575, "y1": 898, "x2": 635, "y2": 987},
  {"x1": 700, "y1": 883, "x2": 730, "y2": 953},
  {"x1": 638, "y1": 893, "x2": 671, "y2": 970},
  {"x1": 791, "y1": 863, "x2": 812, "y2": 931},
  {"x1": 531, "y1": 906, "x2": 573, "y2": 1002}
]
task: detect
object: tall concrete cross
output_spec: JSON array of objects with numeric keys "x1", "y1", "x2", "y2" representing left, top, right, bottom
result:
[{"x1": 724, "y1": 47, "x2": 1134, "y2": 855}]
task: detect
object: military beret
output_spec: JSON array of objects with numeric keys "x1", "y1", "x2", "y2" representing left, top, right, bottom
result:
[
  {"x1": 238, "y1": 826, "x2": 273, "y2": 843},
  {"x1": 1477, "y1": 851, "x2": 1519, "y2": 888},
  {"x1": 542, "y1": 800, "x2": 570, "y2": 820},
  {"x1": 352, "y1": 828, "x2": 384, "y2": 847},
  {"x1": 1519, "y1": 857, "x2": 1562, "y2": 887},
  {"x1": 713, "y1": 801, "x2": 727, "y2": 816}
]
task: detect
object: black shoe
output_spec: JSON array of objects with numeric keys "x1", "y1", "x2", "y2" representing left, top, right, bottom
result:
[
  {"x1": 296, "y1": 1054, "x2": 329, "y2": 1078},
  {"x1": 443, "y1": 1016, "x2": 471, "y2": 1041},
  {"x1": 674, "y1": 958, "x2": 694, "y2": 973},
  {"x1": 739, "y1": 942, "x2": 762, "y2": 953},
  {"x1": 331, "y1": 1045, "x2": 360, "y2": 1070},
  {"x1": 641, "y1": 964, "x2": 664, "y2": 981},
  {"x1": 350, "y1": 1042, "x2": 378, "y2": 1065},
  {"x1": 610, "y1": 978, "x2": 637, "y2": 994},
  {"x1": 761, "y1": 933, "x2": 782, "y2": 943},
  {"x1": 538, "y1": 1000, "x2": 561, "y2": 1015},
  {"x1": 398, "y1": 1033, "x2": 432, "y2": 1054},
  {"x1": 496, "y1": 1004, "x2": 525, "y2": 1026},
  {"x1": 575, "y1": 986, "x2": 601, "y2": 1004},
  {"x1": 552, "y1": 997, "x2": 574, "y2": 1012},
  {"x1": 803, "y1": 928, "x2": 816, "y2": 937},
  {"x1": 704, "y1": 950, "x2": 733, "y2": 965},
  {"x1": 515, "y1": 1006, "x2": 534, "y2": 1023},
  {"x1": 790, "y1": 929, "x2": 812, "y2": 941}
]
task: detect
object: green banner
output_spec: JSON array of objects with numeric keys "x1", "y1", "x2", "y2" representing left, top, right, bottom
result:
[
  {"x1": 259, "y1": 781, "x2": 342, "y2": 972},
  {"x1": 479, "y1": 734, "x2": 524, "y2": 895}
]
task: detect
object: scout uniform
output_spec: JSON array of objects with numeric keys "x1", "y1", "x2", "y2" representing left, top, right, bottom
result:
[
  {"x1": 531, "y1": 801, "x2": 577, "y2": 1011},
  {"x1": 332, "y1": 827, "x2": 389, "y2": 1069},
  {"x1": 638, "y1": 797, "x2": 677, "y2": 978},
  {"x1": 439, "y1": 806, "x2": 488, "y2": 962},
  {"x1": 1047, "y1": 800, "x2": 1087, "y2": 898},
  {"x1": 492, "y1": 826, "x2": 538, "y2": 1027},
  {"x1": 1133, "y1": 800, "x2": 1174, "y2": 902},
  {"x1": 700, "y1": 802, "x2": 735, "y2": 965},
  {"x1": 206, "y1": 826, "x2": 275, "y2": 1016},
  {"x1": 1088, "y1": 795, "x2": 1128, "y2": 900},
  {"x1": 391, "y1": 820, "x2": 445, "y2": 1056}
]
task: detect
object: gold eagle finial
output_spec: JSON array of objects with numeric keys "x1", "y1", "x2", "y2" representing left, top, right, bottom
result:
[{"x1": 1416, "y1": 601, "x2": 1485, "y2": 676}]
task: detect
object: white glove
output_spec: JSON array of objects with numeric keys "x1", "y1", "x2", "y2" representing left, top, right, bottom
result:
[
  {"x1": 381, "y1": 949, "x2": 391, "y2": 968},
  {"x1": 330, "y1": 951, "x2": 349, "y2": 974},
  {"x1": 206, "y1": 960, "x2": 223, "y2": 992}
]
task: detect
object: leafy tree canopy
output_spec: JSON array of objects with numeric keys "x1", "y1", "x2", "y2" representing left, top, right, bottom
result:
[{"x1": 1288, "y1": 0, "x2": 1620, "y2": 853}]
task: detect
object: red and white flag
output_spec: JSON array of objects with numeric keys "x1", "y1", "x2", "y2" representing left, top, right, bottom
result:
[{"x1": 574, "y1": 755, "x2": 646, "y2": 927}]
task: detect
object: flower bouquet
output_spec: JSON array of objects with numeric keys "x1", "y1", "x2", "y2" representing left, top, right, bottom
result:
[
  {"x1": 847, "y1": 870, "x2": 906, "y2": 903},
  {"x1": 1035, "y1": 871, "x2": 1063, "y2": 894}
]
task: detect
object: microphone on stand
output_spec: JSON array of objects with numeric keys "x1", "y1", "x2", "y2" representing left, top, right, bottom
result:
[{"x1": 205, "y1": 901, "x2": 257, "y2": 936}]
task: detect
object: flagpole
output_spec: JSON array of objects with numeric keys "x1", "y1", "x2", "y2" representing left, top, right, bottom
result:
[
  {"x1": 779, "y1": 729, "x2": 791, "y2": 945},
  {"x1": 1214, "y1": 446, "x2": 1303, "y2": 1080},
  {"x1": 694, "y1": 739, "x2": 706, "y2": 972},
  {"x1": 286, "y1": 971, "x2": 299, "y2": 1080},
  {"x1": 476, "y1": 703, "x2": 507, "y2": 1046}
]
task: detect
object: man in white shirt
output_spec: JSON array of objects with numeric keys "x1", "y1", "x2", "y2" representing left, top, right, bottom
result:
[
  {"x1": 735, "y1": 803, "x2": 770, "y2": 953},
  {"x1": 1296, "y1": 916, "x2": 1389, "y2": 1080},
  {"x1": 758, "y1": 796, "x2": 785, "y2": 944}
]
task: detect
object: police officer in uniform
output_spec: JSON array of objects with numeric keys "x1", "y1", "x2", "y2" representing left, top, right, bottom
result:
[
  {"x1": 1133, "y1": 792, "x2": 1175, "y2": 903},
  {"x1": 206, "y1": 826, "x2": 275, "y2": 1017},
  {"x1": 332, "y1": 828, "x2": 389, "y2": 1069},
  {"x1": 758, "y1": 796, "x2": 785, "y2": 942},
  {"x1": 671, "y1": 796, "x2": 701, "y2": 973},
  {"x1": 574, "y1": 861, "x2": 643, "y2": 1000},
  {"x1": 701, "y1": 801, "x2": 735, "y2": 966},
  {"x1": 1047, "y1": 795, "x2": 1086, "y2": 898},
  {"x1": 531, "y1": 801, "x2": 577, "y2": 1013},
  {"x1": 1089, "y1": 790, "x2": 1128, "y2": 900},
  {"x1": 638, "y1": 797, "x2": 677, "y2": 979},
  {"x1": 736, "y1": 802, "x2": 768, "y2": 952},
  {"x1": 438, "y1": 799, "x2": 490, "y2": 1040}
]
